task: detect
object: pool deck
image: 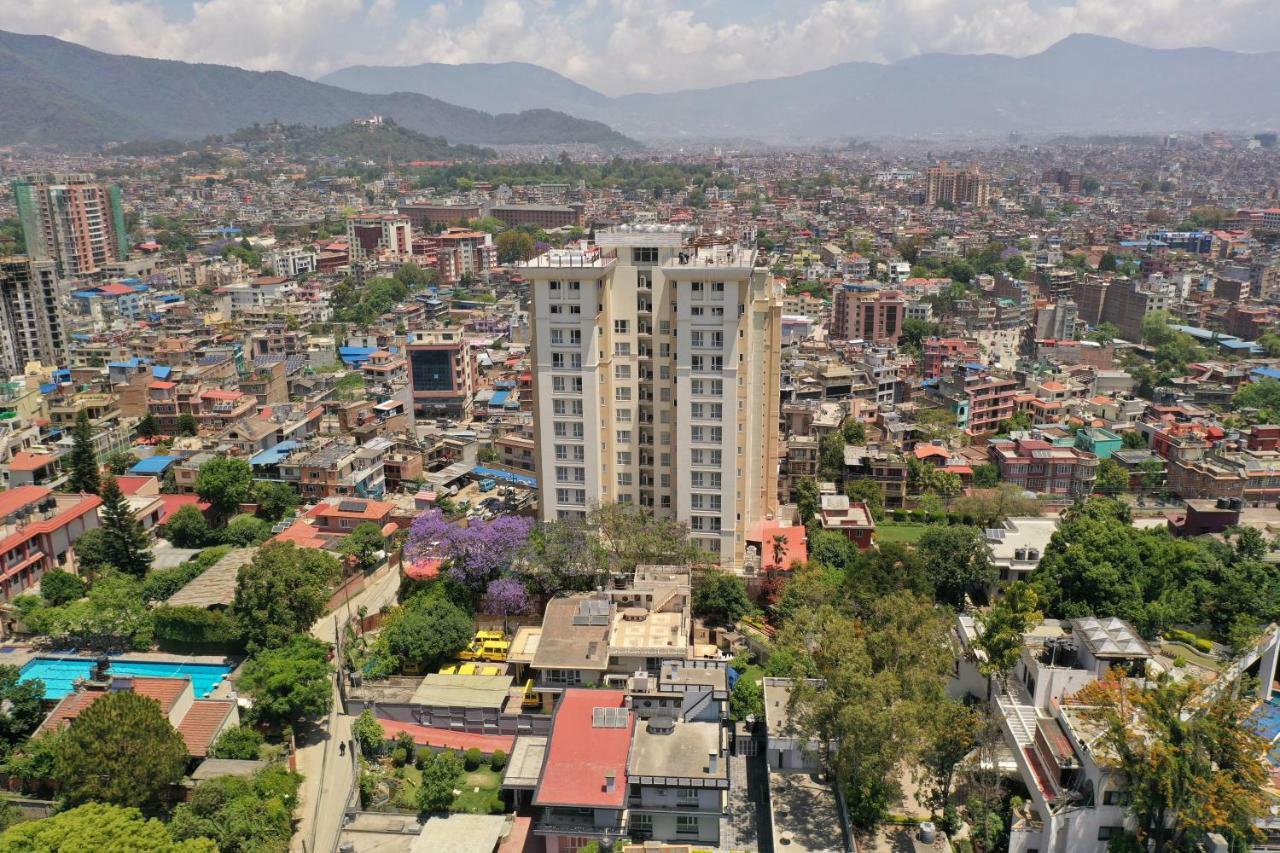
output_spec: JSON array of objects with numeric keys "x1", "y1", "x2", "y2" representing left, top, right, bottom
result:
[{"x1": 1, "y1": 646, "x2": 237, "y2": 669}]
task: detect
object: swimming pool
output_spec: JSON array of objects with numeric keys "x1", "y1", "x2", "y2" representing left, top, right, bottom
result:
[
  {"x1": 1249, "y1": 698, "x2": 1280, "y2": 744},
  {"x1": 19, "y1": 656, "x2": 232, "y2": 700}
]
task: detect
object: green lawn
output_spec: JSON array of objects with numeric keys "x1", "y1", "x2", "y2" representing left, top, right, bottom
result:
[
  {"x1": 389, "y1": 763, "x2": 503, "y2": 814},
  {"x1": 875, "y1": 522, "x2": 929, "y2": 545},
  {"x1": 450, "y1": 767, "x2": 502, "y2": 814}
]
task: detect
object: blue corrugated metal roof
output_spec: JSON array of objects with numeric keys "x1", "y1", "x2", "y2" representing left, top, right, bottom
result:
[
  {"x1": 128, "y1": 455, "x2": 181, "y2": 475},
  {"x1": 1252, "y1": 367, "x2": 1280, "y2": 381},
  {"x1": 489, "y1": 390, "x2": 510, "y2": 407},
  {"x1": 472, "y1": 466, "x2": 536, "y2": 488},
  {"x1": 39, "y1": 383, "x2": 56, "y2": 395},
  {"x1": 249, "y1": 440, "x2": 300, "y2": 467},
  {"x1": 152, "y1": 366, "x2": 172, "y2": 379}
]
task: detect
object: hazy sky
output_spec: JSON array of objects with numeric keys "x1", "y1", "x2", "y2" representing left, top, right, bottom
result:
[{"x1": 3, "y1": 0, "x2": 1277, "y2": 95}]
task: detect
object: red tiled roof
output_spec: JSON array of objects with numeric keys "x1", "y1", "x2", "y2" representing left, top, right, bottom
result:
[
  {"x1": 377, "y1": 720, "x2": 514, "y2": 754},
  {"x1": 8, "y1": 452, "x2": 58, "y2": 472},
  {"x1": 534, "y1": 689, "x2": 630, "y2": 809},
  {"x1": 177, "y1": 699, "x2": 236, "y2": 757},
  {"x1": 747, "y1": 519, "x2": 808, "y2": 572},
  {"x1": 156, "y1": 494, "x2": 211, "y2": 524},
  {"x1": 307, "y1": 499, "x2": 395, "y2": 521},
  {"x1": 98, "y1": 282, "x2": 138, "y2": 296},
  {"x1": 0, "y1": 485, "x2": 52, "y2": 517},
  {"x1": 130, "y1": 676, "x2": 189, "y2": 714},
  {"x1": 269, "y1": 519, "x2": 329, "y2": 549},
  {"x1": 405, "y1": 558, "x2": 441, "y2": 580},
  {"x1": 114, "y1": 475, "x2": 156, "y2": 496}
]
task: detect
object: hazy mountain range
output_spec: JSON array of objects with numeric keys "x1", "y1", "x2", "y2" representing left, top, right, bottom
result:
[
  {"x1": 0, "y1": 30, "x2": 636, "y2": 150},
  {"x1": 2, "y1": 30, "x2": 1277, "y2": 151},
  {"x1": 322, "y1": 35, "x2": 1280, "y2": 142}
]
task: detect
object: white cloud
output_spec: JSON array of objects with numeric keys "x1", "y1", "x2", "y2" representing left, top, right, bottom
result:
[{"x1": 0, "y1": 0, "x2": 1276, "y2": 94}]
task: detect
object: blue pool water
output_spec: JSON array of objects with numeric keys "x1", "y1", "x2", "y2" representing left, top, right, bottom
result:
[
  {"x1": 1249, "y1": 698, "x2": 1280, "y2": 743},
  {"x1": 19, "y1": 656, "x2": 232, "y2": 700}
]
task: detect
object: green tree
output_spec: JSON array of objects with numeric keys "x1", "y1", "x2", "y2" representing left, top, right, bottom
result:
[
  {"x1": 340, "y1": 522, "x2": 386, "y2": 572},
  {"x1": 417, "y1": 749, "x2": 463, "y2": 813},
  {"x1": 899, "y1": 318, "x2": 941, "y2": 355},
  {"x1": 1233, "y1": 380, "x2": 1280, "y2": 424},
  {"x1": 252, "y1": 481, "x2": 298, "y2": 522},
  {"x1": 818, "y1": 431, "x2": 846, "y2": 481},
  {"x1": 238, "y1": 636, "x2": 333, "y2": 725},
  {"x1": 380, "y1": 596, "x2": 473, "y2": 672},
  {"x1": 97, "y1": 475, "x2": 153, "y2": 578},
  {"x1": 1138, "y1": 457, "x2": 1165, "y2": 492},
  {"x1": 841, "y1": 419, "x2": 867, "y2": 445},
  {"x1": 0, "y1": 665, "x2": 47, "y2": 749},
  {"x1": 784, "y1": 592, "x2": 956, "y2": 829},
  {"x1": 495, "y1": 230, "x2": 537, "y2": 264},
  {"x1": 38, "y1": 569, "x2": 85, "y2": 606},
  {"x1": 136, "y1": 413, "x2": 161, "y2": 438},
  {"x1": 1141, "y1": 309, "x2": 1177, "y2": 347},
  {"x1": 795, "y1": 477, "x2": 820, "y2": 526},
  {"x1": 177, "y1": 413, "x2": 200, "y2": 437},
  {"x1": 1094, "y1": 458, "x2": 1130, "y2": 495},
  {"x1": 916, "y1": 526, "x2": 996, "y2": 607},
  {"x1": 233, "y1": 542, "x2": 340, "y2": 652},
  {"x1": 353, "y1": 709, "x2": 385, "y2": 757},
  {"x1": 997, "y1": 411, "x2": 1033, "y2": 434},
  {"x1": 208, "y1": 724, "x2": 264, "y2": 760},
  {"x1": 971, "y1": 463, "x2": 999, "y2": 488},
  {"x1": 195, "y1": 457, "x2": 254, "y2": 520},
  {"x1": 66, "y1": 410, "x2": 101, "y2": 495},
  {"x1": 71, "y1": 527, "x2": 110, "y2": 580},
  {"x1": 1087, "y1": 321, "x2": 1122, "y2": 343},
  {"x1": 163, "y1": 504, "x2": 213, "y2": 548},
  {"x1": 729, "y1": 673, "x2": 763, "y2": 721},
  {"x1": 920, "y1": 699, "x2": 978, "y2": 816},
  {"x1": 1121, "y1": 430, "x2": 1148, "y2": 449},
  {"x1": 0, "y1": 803, "x2": 215, "y2": 851},
  {"x1": 1077, "y1": 675, "x2": 1269, "y2": 852},
  {"x1": 976, "y1": 582, "x2": 1042, "y2": 677},
  {"x1": 843, "y1": 478, "x2": 884, "y2": 521},
  {"x1": 53, "y1": 691, "x2": 188, "y2": 809},
  {"x1": 692, "y1": 570, "x2": 752, "y2": 625},
  {"x1": 170, "y1": 765, "x2": 300, "y2": 852},
  {"x1": 106, "y1": 450, "x2": 139, "y2": 475},
  {"x1": 220, "y1": 515, "x2": 271, "y2": 546}
]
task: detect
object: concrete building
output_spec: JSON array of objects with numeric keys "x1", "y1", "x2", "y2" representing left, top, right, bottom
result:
[
  {"x1": 521, "y1": 227, "x2": 782, "y2": 568},
  {"x1": 0, "y1": 485, "x2": 101, "y2": 601},
  {"x1": 831, "y1": 285, "x2": 905, "y2": 344},
  {"x1": 346, "y1": 214, "x2": 412, "y2": 262},
  {"x1": 0, "y1": 257, "x2": 67, "y2": 372},
  {"x1": 491, "y1": 204, "x2": 585, "y2": 230},
  {"x1": 11, "y1": 173, "x2": 127, "y2": 277},
  {"x1": 266, "y1": 245, "x2": 318, "y2": 278},
  {"x1": 988, "y1": 438, "x2": 1099, "y2": 497},
  {"x1": 407, "y1": 329, "x2": 475, "y2": 421},
  {"x1": 925, "y1": 162, "x2": 991, "y2": 207},
  {"x1": 424, "y1": 228, "x2": 497, "y2": 285}
]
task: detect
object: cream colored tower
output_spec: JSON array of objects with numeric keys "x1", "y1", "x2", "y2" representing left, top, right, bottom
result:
[{"x1": 522, "y1": 226, "x2": 781, "y2": 570}]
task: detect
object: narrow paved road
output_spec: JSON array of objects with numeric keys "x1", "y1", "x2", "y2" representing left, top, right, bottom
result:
[{"x1": 291, "y1": 564, "x2": 401, "y2": 852}]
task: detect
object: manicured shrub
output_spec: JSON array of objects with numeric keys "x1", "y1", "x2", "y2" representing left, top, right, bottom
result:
[
  {"x1": 490, "y1": 749, "x2": 508, "y2": 771},
  {"x1": 463, "y1": 747, "x2": 483, "y2": 770}
]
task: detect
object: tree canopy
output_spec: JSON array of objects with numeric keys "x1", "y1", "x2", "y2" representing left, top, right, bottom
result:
[
  {"x1": 66, "y1": 411, "x2": 101, "y2": 495},
  {"x1": 237, "y1": 635, "x2": 333, "y2": 725},
  {"x1": 195, "y1": 458, "x2": 254, "y2": 519},
  {"x1": 0, "y1": 803, "x2": 216, "y2": 851},
  {"x1": 52, "y1": 691, "x2": 189, "y2": 809},
  {"x1": 232, "y1": 542, "x2": 340, "y2": 652}
]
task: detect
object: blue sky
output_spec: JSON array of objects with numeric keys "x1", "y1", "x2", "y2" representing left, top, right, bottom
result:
[{"x1": 3, "y1": 0, "x2": 1277, "y2": 95}]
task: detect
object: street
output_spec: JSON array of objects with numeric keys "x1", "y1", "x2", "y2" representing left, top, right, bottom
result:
[{"x1": 291, "y1": 563, "x2": 402, "y2": 852}]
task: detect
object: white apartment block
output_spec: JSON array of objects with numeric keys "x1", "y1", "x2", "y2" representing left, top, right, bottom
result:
[
  {"x1": 521, "y1": 226, "x2": 782, "y2": 568},
  {"x1": 267, "y1": 245, "x2": 318, "y2": 278}
]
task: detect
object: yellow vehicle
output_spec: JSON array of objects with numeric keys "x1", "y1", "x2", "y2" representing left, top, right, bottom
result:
[
  {"x1": 457, "y1": 631, "x2": 510, "y2": 663},
  {"x1": 439, "y1": 663, "x2": 503, "y2": 677},
  {"x1": 520, "y1": 679, "x2": 541, "y2": 711}
]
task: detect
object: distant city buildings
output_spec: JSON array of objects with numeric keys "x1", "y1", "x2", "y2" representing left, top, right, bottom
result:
[
  {"x1": 11, "y1": 173, "x2": 128, "y2": 277},
  {"x1": 925, "y1": 162, "x2": 991, "y2": 207}
]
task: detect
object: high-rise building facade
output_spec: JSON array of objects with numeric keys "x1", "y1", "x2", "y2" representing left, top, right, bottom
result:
[
  {"x1": 521, "y1": 226, "x2": 782, "y2": 568},
  {"x1": 11, "y1": 174, "x2": 128, "y2": 277},
  {"x1": 831, "y1": 285, "x2": 905, "y2": 344},
  {"x1": 0, "y1": 257, "x2": 67, "y2": 371},
  {"x1": 925, "y1": 162, "x2": 991, "y2": 207}
]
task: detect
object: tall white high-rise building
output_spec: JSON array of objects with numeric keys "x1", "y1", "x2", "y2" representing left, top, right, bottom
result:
[{"x1": 521, "y1": 226, "x2": 781, "y2": 568}]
